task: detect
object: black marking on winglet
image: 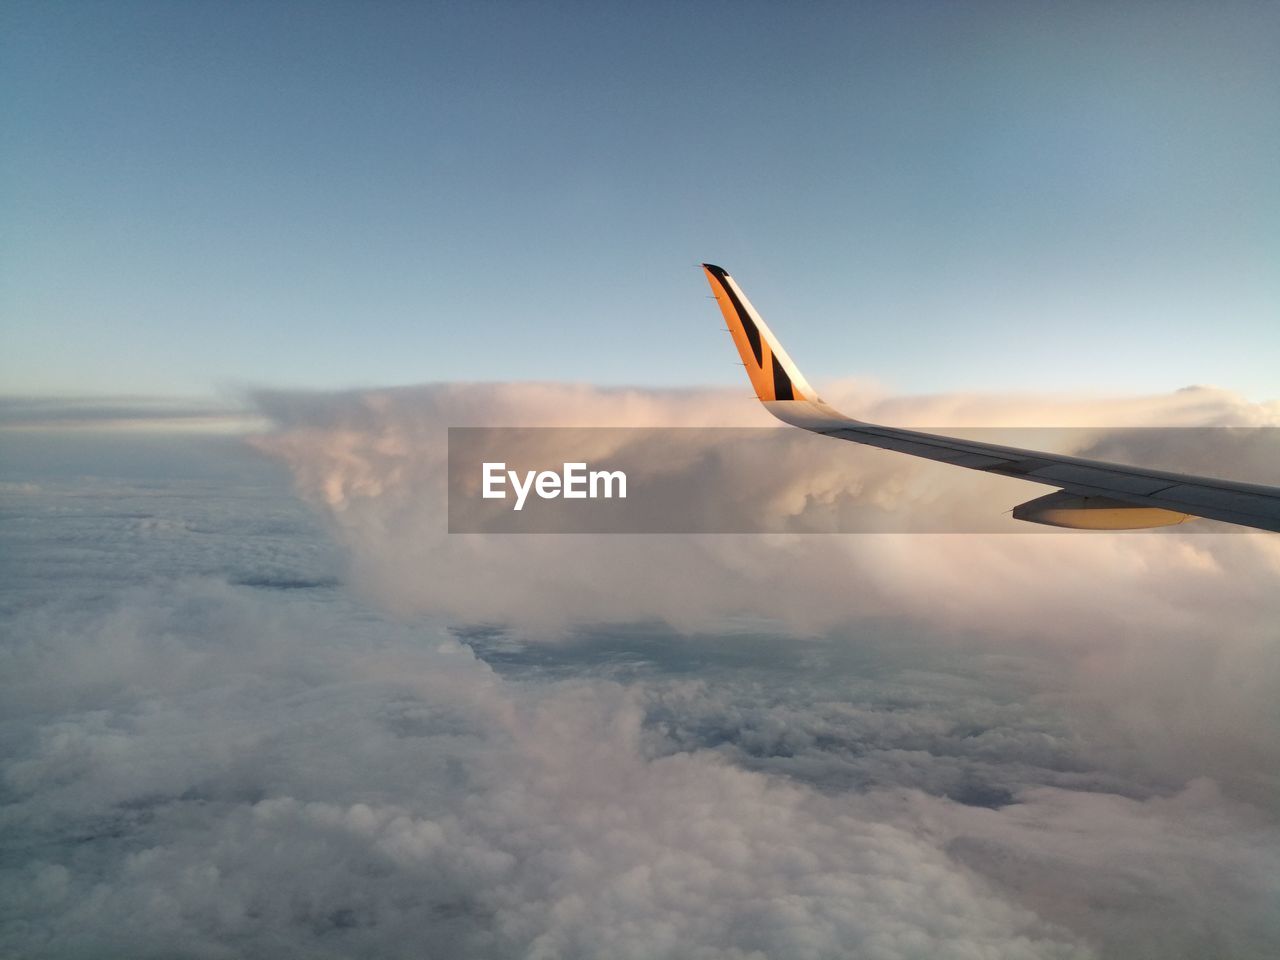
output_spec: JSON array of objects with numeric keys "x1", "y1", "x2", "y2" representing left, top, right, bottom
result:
[
  {"x1": 771, "y1": 353, "x2": 794, "y2": 401},
  {"x1": 704, "y1": 264, "x2": 762, "y2": 367}
]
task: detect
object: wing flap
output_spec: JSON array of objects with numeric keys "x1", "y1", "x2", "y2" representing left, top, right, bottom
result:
[{"x1": 1024, "y1": 464, "x2": 1178, "y2": 496}]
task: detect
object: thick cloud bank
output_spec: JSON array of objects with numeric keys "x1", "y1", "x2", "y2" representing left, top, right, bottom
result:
[
  {"x1": 252, "y1": 381, "x2": 1279, "y2": 629},
  {"x1": 2, "y1": 382, "x2": 1278, "y2": 958},
  {"x1": 6, "y1": 579, "x2": 1278, "y2": 959},
  {"x1": 252, "y1": 382, "x2": 1280, "y2": 793},
  {"x1": 4, "y1": 581, "x2": 1095, "y2": 959}
]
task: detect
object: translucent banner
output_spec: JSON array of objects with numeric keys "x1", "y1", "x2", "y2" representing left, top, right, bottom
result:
[{"x1": 447, "y1": 427, "x2": 1278, "y2": 533}]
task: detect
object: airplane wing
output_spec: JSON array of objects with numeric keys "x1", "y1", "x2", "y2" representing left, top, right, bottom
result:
[{"x1": 701, "y1": 263, "x2": 1280, "y2": 532}]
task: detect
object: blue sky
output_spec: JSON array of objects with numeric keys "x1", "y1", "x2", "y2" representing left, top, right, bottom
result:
[{"x1": 3, "y1": 0, "x2": 1277, "y2": 399}]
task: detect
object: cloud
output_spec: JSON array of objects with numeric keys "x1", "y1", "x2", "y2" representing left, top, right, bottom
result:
[
  {"x1": 4, "y1": 575, "x2": 1277, "y2": 958},
  {"x1": 2, "y1": 580, "x2": 1092, "y2": 959},
  {"x1": 247, "y1": 382, "x2": 1280, "y2": 798},
  {"x1": 0, "y1": 396, "x2": 262, "y2": 433},
  {"x1": 250, "y1": 381, "x2": 1279, "y2": 625},
  {"x1": 4, "y1": 381, "x2": 1278, "y2": 958},
  {"x1": 898, "y1": 781, "x2": 1280, "y2": 958}
]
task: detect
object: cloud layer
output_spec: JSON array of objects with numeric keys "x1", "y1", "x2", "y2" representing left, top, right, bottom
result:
[
  {"x1": 253, "y1": 381, "x2": 1280, "y2": 948},
  {"x1": 252, "y1": 381, "x2": 1280, "y2": 625},
  {"x1": 7, "y1": 575, "x2": 1278, "y2": 958},
  {"x1": 250, "y1": 382, "x2": 1280, "y2": 799},
  {"x1": 3, "y1": 380, "x2": 1278, "y2": 958},
  {"x1": 3, "y1": 581, "x2": 1093, "y2": 959}
]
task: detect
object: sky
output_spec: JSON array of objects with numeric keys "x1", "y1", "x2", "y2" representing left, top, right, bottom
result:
[
  {"x1": 3, "y1": 0, "x2": 1278, "y2": 400},
  {"x1": 3, "y1": 5, "x2": 1280, "y2": 957}
]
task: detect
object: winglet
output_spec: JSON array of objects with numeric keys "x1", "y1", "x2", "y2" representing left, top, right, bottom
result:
[{"x1": 701, "y1": 264, "x2": 820, "y2": 404}]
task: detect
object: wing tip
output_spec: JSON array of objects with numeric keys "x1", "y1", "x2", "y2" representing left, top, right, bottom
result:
[{"x1": 700, "y1": 262, "x2": 818, "y2": 405}]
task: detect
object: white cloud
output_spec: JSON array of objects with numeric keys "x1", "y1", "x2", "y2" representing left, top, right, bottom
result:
[
  {"x1": 248, "y1": 382, "x2": 1280, "y2": 796},
  {"x1": 2, "y1": 581, "x2": 1092, "y2": 959},
  {"x1": 4, "y1": 380, "x2": 1278, "y2": 957},
  {"x1": 250, "y1": 383, "x2": 1280, "y2": 626}
]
